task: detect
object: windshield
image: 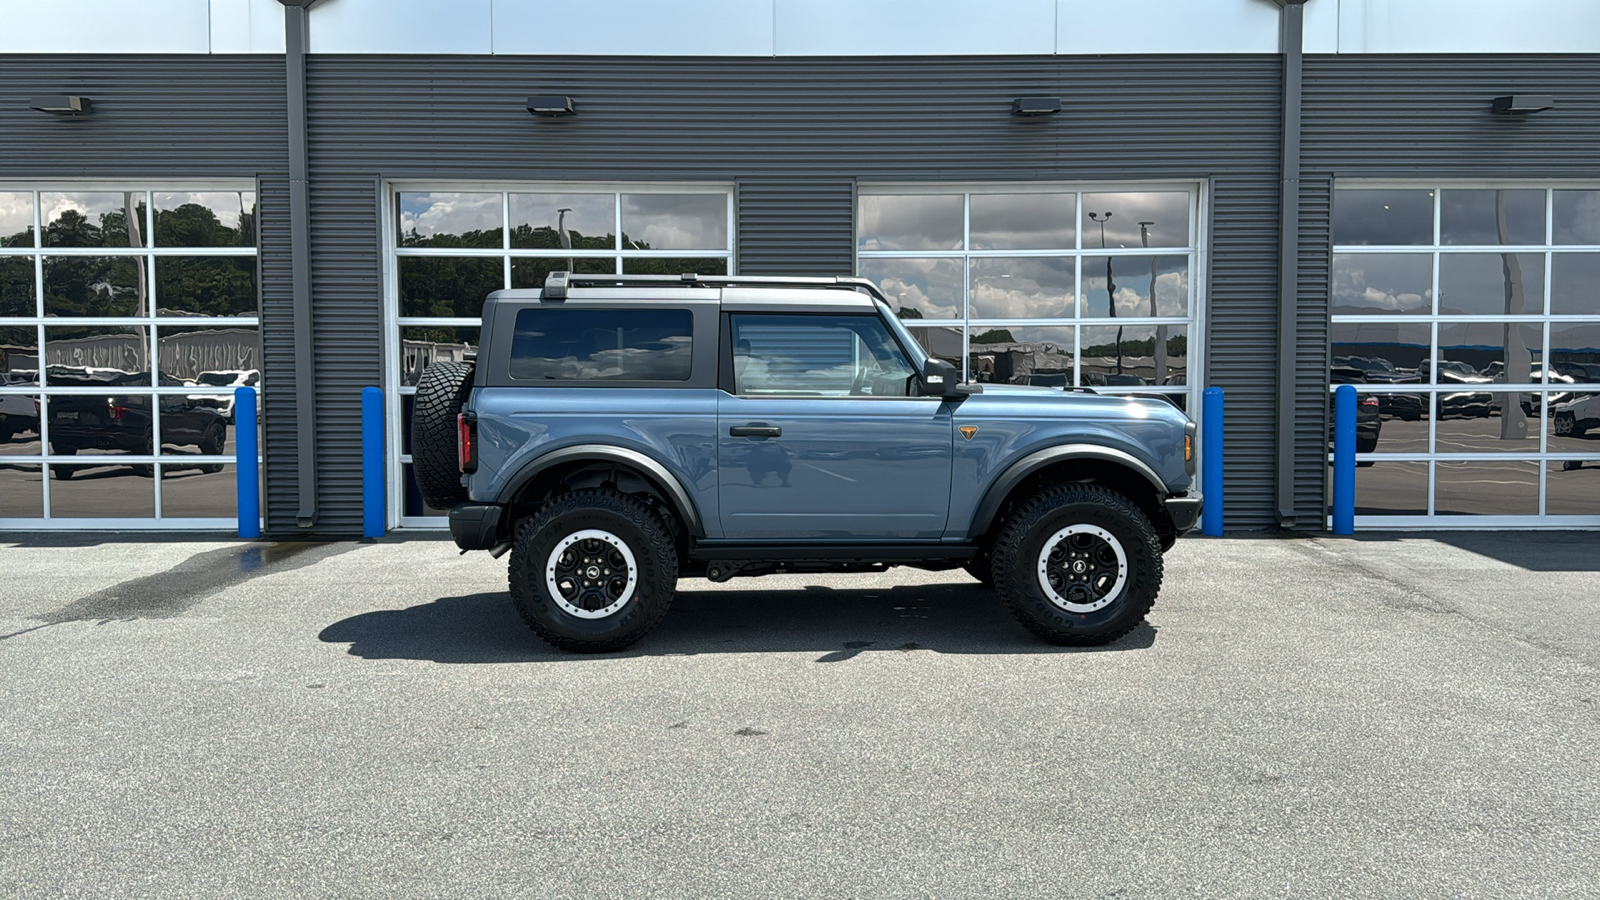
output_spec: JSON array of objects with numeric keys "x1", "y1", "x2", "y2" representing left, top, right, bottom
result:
[
  {"x1": 196, "y1": 373, "x2": 235, "y2": 386},
  {"x1": 874, "y1": 299, "x2": 929, "y2": 369}
]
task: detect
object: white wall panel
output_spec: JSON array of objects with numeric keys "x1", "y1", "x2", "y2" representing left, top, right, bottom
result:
[
  {"x1": 0, "y1": 0, "x2": 211, "y2": 53},
  {"x1": 1057, "y1": 0, "x2": 1282, "y2": 54},
  {"x1": 493, "y1": 0, "x2": 775, "y2": 55},
  {"x1": 1337, "y1": 0, "x2": 1600, "y2": 53},
  {"x1": 774, "y1": 0, "x2": 1056, "y2": 56},
  {"x1": 209, "y1": 0, "x2": 286, "y2": 54},
  {"x1": 308, "y1": 0, "x2": 492, "y2": 54}
]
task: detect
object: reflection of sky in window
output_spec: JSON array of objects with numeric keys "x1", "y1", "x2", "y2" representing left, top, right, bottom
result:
[
  {"x1": 974, "y1": 324, "x2": 1075, "y2": 346},
  {"x1": 970, "y1": 194, "x2": 1074, "y2": 250},
  {"x1": 1439, "y1": 190, "x2": 1543, "y2": 245},
  {"x1": 399, "y1": 192, "x2": 502, "y2": 239},
  {"x1": 1081, "y1": 256, "x2": 1188, "y2": 317},
  {"x1": 1551, "y1": 254, "x2": 1600, "y2": 315},
  {"x1": 860, "y1": 257, "x2": 961, "y2": 320},
  {"x1": 1330, "y1": 322, "x2": 1431, "y2": 370},
  {"x1": 1333, "y1": 253, "x2": 1432, "y2": 314},
  {"x1": 1439, "y1": 322, "x2": 1540, "y2": 360},
  {"x1": 1554, "y1": 191, "x2": 1600, "y2": 245},
  {"x1": 621, "y1": 194, "x2": 726, "y2": 250},
  {"x1": 1549, "y1": 322, "x2": 1600, "y2": 355},
  {"x1": 154, "y1": 192, "x2": 255, "y2": 230},
  {"x1": 0, "y1": 193, "x2": 34, "y2": 240},
  {"x1": 1439, "y1": 253, "x2": 1543, "y2": 315},
  {"x1": 510, "y1": 193, "x2": 613, "y2": 247},
  {"x1": 858, "y1": 195, "x2": 962, "y2": 251},
  {"x1": 1079, "y1": 193, "x2": 1189, "y2": 249},
  {"x1": 969, "y1": 257, "x2": 1072, "y2": 318},
  {"x1": 1333, "y1": 190, "x2": 1433, "y2": 246}
]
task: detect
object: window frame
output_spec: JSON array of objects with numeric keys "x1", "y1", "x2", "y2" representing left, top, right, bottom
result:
[{"x1": 721, "y1": 310, "x2": 925, "y2": 400}]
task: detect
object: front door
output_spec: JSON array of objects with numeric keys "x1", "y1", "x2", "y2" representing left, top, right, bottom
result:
[{"x1": 716, "y1": 312, "x2": 952, "y2": 540}]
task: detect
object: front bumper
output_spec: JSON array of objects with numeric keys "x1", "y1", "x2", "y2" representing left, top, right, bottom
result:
[
  {"x1": 1162, "y1": 491, "x2": 1203, "y2": 535},
  {"x1": 449, "y1": 502, "x2": 504, "y2": 551}
]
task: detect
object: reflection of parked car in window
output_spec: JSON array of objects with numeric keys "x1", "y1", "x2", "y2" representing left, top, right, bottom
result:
[
  {"x1": 1553, "y1": 394, "x2": 1600, "y2": 439},
  {"x1": 46, "y1": 368, "x2": 228, "y2": 480},
  {"x1": 1416, "y1": 359, "x2": 1495, "y2": 419},
  {"x1": 185, "y1": 368, "x2": 260, "y2": 422},
  {"x1": 1334, "y1": 355, "x2": 1422, "y2": 420},
  {"x1": 1329, "y1": 365, "x2": 1381, "y2": 457},
  {"x1": 1552, "y1": 361, "x2": 1600, "y2": 384},
  {"x1": 0, "y1": 373, "x2": 40, "y2": 440}
]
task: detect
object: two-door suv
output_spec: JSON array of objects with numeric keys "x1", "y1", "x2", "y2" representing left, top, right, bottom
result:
[{"x1": 412, "y1": 272, "x2": 1201, "y2": 652}]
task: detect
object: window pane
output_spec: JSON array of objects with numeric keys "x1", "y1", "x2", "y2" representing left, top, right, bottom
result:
[
  {"x1": 161, "y1": 463, "x2": 238, "y2": 518},
  {"x1": 969, "y1": 325, "x2": 1073, "y2": 386},
  {"x1": 1436, "y1": 323, "x2": 1540, "y2": 384},
  {"x1": 621, "y1": 257, "x2": 727, "y2": 276},
  {"x1": 509, "y1": 308, "x2": 692, "y2": 382},
  {"x1": 1349, "y1": 392, "x2": 1426, "y2": 451},
  {"x1": 858, "y1": 195, "x2": 963, "y2": 251},
  {"x1": 1341, "y1": 460, "x2": 1429, "y2": 516},
  {"x1": 46, "y1": 459, "x2": 154, "y2": 517},
  {"x1": 1434, "y1": 393, "x2": 1537, "y2": 452},
  {"x1": 1434, "y1": 460, "x2": 1538, "y2": 516},
  {"x1": 0, "y1": 257, "x2": 35, "y2": 317},
  {"x1": 153, "y1": 191, "x2": 257, "y2": 248},
  {"x1": 0, "y1": 192, "x2": 34, "y2": 248},
  {"x1": 399, "y1": 325, "x2": 478, "y2": 387},
  {"x1": 1551, "y1": 391, "x2": 1600, "y2": 454},
  {"x1": 1550, "y1": 253, "x2": 1600, "y2": 315},
  {"x1": 1438, "y1": 253, "x2": 1543, "y2": 316},
  {"x1": 1331, "y1": 322, "x2": 1430, "y2": 375},
  {"x1": 155, "y1": 256, "x2": 257, "y2": 317},
  {"x1": 1545, "y1": 459, "x2": 1600, "y2": 516},
  {"x1": 42, "y1": 192, "x2": 147, "y2": 249},
  {"x1": 0, "y1": 326, "x2": 38, "y2": 379},
  {"x1": 45, "y1": 393, "x2": 154, "y2": 457},
  {"x1": 1332, "y1": 253, "x2": 1432, "y2": 315},
  {"x1": 1439, "y1": 189, "x2": 1544, "y2": 246},
  {"x1": 510, "y1": 256, "x2": 612, "y2": 290},
  {"x1": 969, "y1": 257, "x2": 1073, "y2": 319},
  {"x1": 398, "y1": 257, "x2": 502, "y2": 319},
  {"x1": 510, "y1": 193, "x2": 614, "y2": 250},
  {"x1": 43, "y1": 255, "x2": 147, "y2": 317},
  {"x1": 397, "y1": 192, "x2": 502, "y2": 249},
  {"x1": 1080, "y1": 255, "x2": 1188, "y2": 318},
  {"x1": 1553, "y1": 190, "x2": 1600, "y2": 245},
  {"x1": 970, "y1": 193, "x2": 1074, "y2": 250},
  {"x1": 0, "y1": 375, "x2": 41, "y2": 455},
  {"x1": 859, "y1": 257, "x2": 961, "y2": 320},
  {"x1": 156, "y1": 325, "x2": 259, "y2": 387},
  {"x1": 620, "y1": 194, "x2": 726, "y2": 251},
  {"x1": 1080, "y1": 193, "x2": 1189, "y2": 249},
  {"x1": 1548, "y1": 323, "x2": 1600, "y2": 383},
  {"x1": 731, "y1": 314, "x2": 912, "y2": 397},
  {"x1": 902, "y1": 325, "x2": 964, "y2": 367},
  {"x1": 1333, "y1": 189, "x2": 1433, "y2": 246},
  {"x1": 1081, "y1": 324, "x2": 1187, "y2": 387},
  {"x1": 0, "y1": 464, "x2": 42, "y2": 517},
  {"x1": 44, "y1": 327, "x2": 152, "y2": 386},
  {"x1": 158, "y1": 394, "x2": 230, "y2": 456}
]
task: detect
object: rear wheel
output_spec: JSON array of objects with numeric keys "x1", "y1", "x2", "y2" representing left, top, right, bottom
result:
[
  {"x1": 990, "y1": 484, "x2": 1162, "y2": 646},
  {"x1": 411, "y1": 360, "x2": 475, "y2": 511},
  {"x1": 508, "y1": 489, "x2": 678, "y2": 653}
]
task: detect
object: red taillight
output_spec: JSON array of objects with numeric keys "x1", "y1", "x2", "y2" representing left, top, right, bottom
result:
[
  {"x1": 1360, "y1": 396, "x2": 1379, "y2": 408},
  {"x1": 107, "y1": 398, "x2": 129, "y2": 420},
  {"x1": 457, "y1": 413, "x2": 477, "y2": 474}
]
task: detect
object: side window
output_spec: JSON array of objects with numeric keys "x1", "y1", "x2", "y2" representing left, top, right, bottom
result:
[
  {"x1": 509, "y1": 308, "x2": 692, "y2": 382},
  {"x1": 730, "y1": 314, "x2": 917, "y2": 397}
]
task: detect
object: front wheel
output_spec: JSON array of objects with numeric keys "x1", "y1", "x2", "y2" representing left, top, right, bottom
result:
[
  {"x1": 990, "y1": 484, "x2": 1162, "y2": 646},
  {"x1": 508, "y1": 489, "x2": 678, "y2": 653}
]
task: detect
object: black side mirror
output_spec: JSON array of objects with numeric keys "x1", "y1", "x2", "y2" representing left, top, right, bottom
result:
[{"x1": 921, "y1": 358, "x2": 979, "y2": 398}]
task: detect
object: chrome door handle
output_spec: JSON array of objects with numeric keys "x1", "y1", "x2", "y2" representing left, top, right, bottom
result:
[{"x1": 729, "y1": 424, "x2": 782, "y2": 438}]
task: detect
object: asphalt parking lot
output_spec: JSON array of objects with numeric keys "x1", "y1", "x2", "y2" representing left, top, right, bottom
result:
[{"x1": 2, "y1": 533, "x2": 1598, "y2": 898}]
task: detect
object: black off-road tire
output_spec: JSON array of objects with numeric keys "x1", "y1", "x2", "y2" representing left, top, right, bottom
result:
[
  {"x1": 990, "y1": 483, "x2": 1163, "y2": 647},
  {"x1": 411, "y1": 360, "x2": 474, "y2": 511},
  {"x1": 508, "y1": 488, "x2": 679, "y2": 653}
]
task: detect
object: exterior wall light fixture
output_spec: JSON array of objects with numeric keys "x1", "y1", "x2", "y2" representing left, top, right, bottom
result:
[
  {"x1": 1491, "y1": 95, "x2": 1554, "y2": 114},
  {"x1": 527, "y1": 95, "x2": 576, "y2": 116},
  {"x1": 1011, "y1": 97, "x2": 1062, "y2": 117},
  {"x1": 29, "y1": 95, "x2": 92, "y2": 115}
]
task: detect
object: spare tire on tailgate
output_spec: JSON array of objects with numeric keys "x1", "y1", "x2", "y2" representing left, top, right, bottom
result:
[{"x1": 411, "y1": 360, "x2": 474, "y2": 511}]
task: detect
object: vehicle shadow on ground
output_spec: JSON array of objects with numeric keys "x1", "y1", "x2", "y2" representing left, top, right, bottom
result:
[
  {"x1": 1346, "y1": 531, "x2": 1600, "y2": 572},
  {"x1": 317, "y1": 581, "x2": 1158, "y2": 664}
]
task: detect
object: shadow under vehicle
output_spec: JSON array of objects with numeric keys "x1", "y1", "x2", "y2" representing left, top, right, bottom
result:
[
  {"x1": 1328, "y1": 365, "x2": 1381, "y2": 458},
  {"x1": 1334, "y1": 355, "x2": 1423, "y2": 420},
  {"x1": 45, "y1": 367, "x2": 228, "y2": 480}
]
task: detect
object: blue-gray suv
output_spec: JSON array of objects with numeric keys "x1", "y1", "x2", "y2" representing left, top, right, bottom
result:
[{"x1": 412, "y1": 272, "x2": 1201, "y2": 653}]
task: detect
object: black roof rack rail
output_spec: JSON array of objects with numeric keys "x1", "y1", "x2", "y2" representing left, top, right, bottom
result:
[{"x1": 539, "y1": 271, "x2": 888, "y2": 304}]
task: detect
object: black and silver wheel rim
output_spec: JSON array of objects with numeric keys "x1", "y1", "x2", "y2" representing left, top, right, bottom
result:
[
  {"x1": 1554, "y1": 415, "x2": 1573, "y2": 436},
  {"x1": 1037, "y1": 524, "x2": 1128, "y2": 614},
  {"x1": 545, "y1": 529, "x2": 638, "y2": 620}
]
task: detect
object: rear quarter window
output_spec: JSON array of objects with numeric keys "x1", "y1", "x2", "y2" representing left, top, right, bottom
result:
[{"x1": 508, "y1": 308, "x2": 693, "y2": 382}]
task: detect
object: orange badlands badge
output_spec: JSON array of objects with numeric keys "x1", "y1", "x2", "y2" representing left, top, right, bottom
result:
[{"x1": 959, "y1": 425, "x2": 978, "y2": 440}]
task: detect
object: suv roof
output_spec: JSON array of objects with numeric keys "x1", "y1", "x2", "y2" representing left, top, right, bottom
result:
[{"x1": 487, "y1": 271, "x2": 891, "y2": 306}]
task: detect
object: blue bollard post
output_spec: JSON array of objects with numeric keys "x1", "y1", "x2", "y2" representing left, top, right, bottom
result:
[
  {"x1": 235, "y1": 386, "x2": 259, "y2": 539},
  {"x1": 362, "y1": 386, "x2": 384, "y2": 539},
  {"x1": 1332, "y1": 384, "x2": 1356, "y2": 535},
  {"x1": 1201, "y1": 387, "x2": 1224, "y2": 536}
]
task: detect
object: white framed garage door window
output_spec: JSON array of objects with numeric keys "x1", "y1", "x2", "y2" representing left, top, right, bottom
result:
[
  {"x1": 855, "y1": 183, "x2": 1204, "y2": 414},
  {"x1": 1330, "y1": 183, "x2": 1600, "y2": 527},
  {"x1": 383, "y1": 183, "x2": 734, "y2": 528},
  {"x1": 0, "y1": 185, "x2": 261, "y2": 530}
]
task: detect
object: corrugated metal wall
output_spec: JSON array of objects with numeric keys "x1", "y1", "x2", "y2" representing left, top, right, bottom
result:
[{"x1": 305, "y1": 54, "x2": 1288, "y2": 531}]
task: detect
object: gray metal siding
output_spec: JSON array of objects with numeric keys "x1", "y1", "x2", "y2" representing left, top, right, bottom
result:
[
  {"x1": 306, "y1": 54, "x2": 1288, "y2": 531},
  {"x1": 1296, "y1": 174, "x2": 1334, "y2": 521}
]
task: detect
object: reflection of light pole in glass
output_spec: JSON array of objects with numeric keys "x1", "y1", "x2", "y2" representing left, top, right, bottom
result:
[
  {"x1": 557, "y1": 207, "x2": 573, "y2": 271},
  {"x1": 1089, "y1": 211, "x2": 1120, "y2": 375},
  {"x1": 1496, "y1": 189, "x2": 1529, "y2": 440},
  {"x1": 1140, "y1": 220, "x2": 1168, "y2": 385}
]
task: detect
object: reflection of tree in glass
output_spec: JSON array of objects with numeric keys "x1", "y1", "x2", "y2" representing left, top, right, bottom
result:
[
  {"x1": 896, "y1": 307, "x2": 923, "y2": 320},
  {"x1": 0, "y1": 258, "x2": 33, "y2": 317},
  {"x1": 509, "y1": 223, "x2": 613, "y2": 251},
  {"x1": 156, "y1": 257, "x2": 256, "y2": 317},
  {"x1": 399, "y1": 226, "x2": 501, "y2": 250},
  {"x1": 621, "y1": 258, "x2": 726, "y2": 276},
  {"x1": 43, "y1": 256, "x2": 145, "y2": 318},
  {"x1": 45, "y1": 205, "x2": 144, "y2": 247},
  {"x1": 1083, "y1": 335, "x2": 1187, "y2": 358},
  {"x1": 971, "y1": 329, "x2": 1016, "y2": 344},
  {"x1": 398, "y1": 257, "x2": 502, "y2": 319},
  {"x1": 155, "y1": 201, "x2": 255, "y2": 247}
]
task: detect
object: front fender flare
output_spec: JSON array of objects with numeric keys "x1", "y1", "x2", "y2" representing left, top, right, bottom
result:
[
  {"x1": 496, "y1": 443, "x2": 706, "y2": 538},
  {"x1": 967, "y1": 444, "x2": 1168, "y2": 538}
]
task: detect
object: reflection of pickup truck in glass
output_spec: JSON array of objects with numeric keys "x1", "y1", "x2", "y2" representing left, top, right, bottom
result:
[
  {"x1": 46, "y1": 367, "x2": 228, "y2": 480},
  {"x1": 185, "y1": 368, "x2": 260, "y2": 422},
  {"x1": 0, "y1": 380, "x2": 40, "y2": 442}
]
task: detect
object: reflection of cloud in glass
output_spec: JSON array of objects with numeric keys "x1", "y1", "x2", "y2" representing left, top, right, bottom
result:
[
  {"x1": 0, "y1": 193, "x2": 34, "y2": 243},
  {"x1": 1081, "y1": 256, "x2": 1188, "y2": 318},
  {"x1": 1333, "y1": 189, "x2": 1433, "y2": 246},
  {"x1": 858, "y1": 195, "x2": 963, "y2": 251},
  {"x1": 969, "y1": 257, "x2": 1072, "y2": 319},
  {"x1": 621, "y1": 194, "x2": 726, "y2": 250},
  {"x1": 399, "y1": 192, "x2": 502, "y2": 239},
  {"x1": 1439, "y1": 189, "x2": 1543, "y2": 246},
  {"x1": 41, "y1": 192, "x2": 135, "y2": 229},
  {"x1": 1554, "y1": 190, "x2": 1600, "y2": 245},
  {"x1": 970, "y1": 194, "x2": 1074, "y2": 251},
  {"x1": 1551, "y1": 254, "x2": 1600, "y2": 316},
  {"x1": 859, "y1": 257, "x2": 961, "y2": 320},
  {"x1": 510, "y1": 193, "x2": 613, "y2": 250},
  {"x1": 1439, "y1": 253, "x2": 1542, "y2": 316},
  {"x1": 1333, "y1": 253, "x2": 1432, "y2": 314},
  {"x1": 154, "y1": 192, "x2": 256, "y2": 231},
  {"x1": 1080, "y1": 193, "x2": 1189, "y2": 248}
]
